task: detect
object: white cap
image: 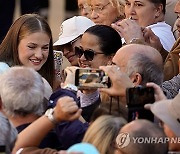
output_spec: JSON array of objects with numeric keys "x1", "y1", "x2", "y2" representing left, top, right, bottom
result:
[{"x1": 53, "y1": 16, "x2": 95, "y2": 46}]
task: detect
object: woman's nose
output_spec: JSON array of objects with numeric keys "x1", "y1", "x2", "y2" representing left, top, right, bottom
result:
[{"x1": 35, "y1": 49, "x2": 43, "y2": 59}]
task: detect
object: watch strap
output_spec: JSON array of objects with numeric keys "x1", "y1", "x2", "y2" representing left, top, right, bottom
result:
[
  {"x1": 45, "y1": 108, "x2": 58, "y2": 125},
  {"x1": 129, "y1": 38, "x2": 145, "y2": 44}
]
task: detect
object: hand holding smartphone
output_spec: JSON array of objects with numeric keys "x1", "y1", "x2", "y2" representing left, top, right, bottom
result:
[
  {"x1": 126, "y1": 86, "x2": 155, "y2": 122},
  {"x1": 75, "y1": 68, "x2": 111, "y2": 89}
]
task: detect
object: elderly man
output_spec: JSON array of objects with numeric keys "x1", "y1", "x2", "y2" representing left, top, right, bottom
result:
[
  {"x1": 115, "y1": 119, "x2": 168, "y2": 154},
  {"x1": 99, "y1": 44, "x2": 164, "y2": 120},
  {"x1": 0, "y1": 66, "x2": 59, "y2": 149},
  {"x1": 112, "y1": 44, "x2": 163, "y2": 86},
  {"x1": 100, "y1": 44, "x2": 163, "y2": 99}
]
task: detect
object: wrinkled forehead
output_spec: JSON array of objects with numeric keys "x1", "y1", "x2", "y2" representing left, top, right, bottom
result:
[
  {"x1": 78, "y1": 0, "x2": 89, "y2": 5},
  {"x1": 90, "y1": 0, "x2": 111, "y2": 5}
]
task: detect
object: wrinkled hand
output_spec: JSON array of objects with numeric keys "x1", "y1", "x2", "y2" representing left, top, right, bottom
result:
[
  {"x1": 54, "y1": 96, "x2": 82, "y2": 122},
  {"x1": 143, "y1": 28, "x2": 163, "y2": 52},
  {"x1": 62, "y1": 66, "x2": 79, "y2": 87},
  {"x1": 99, "y1": 65, "x2": 134, "y2": 96},
  {"x1": 111, "y1": 19, "x2": 144, "y2": 43}
]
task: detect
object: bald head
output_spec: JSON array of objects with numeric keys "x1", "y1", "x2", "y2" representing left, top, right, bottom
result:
[
  {"x1": 121, "y1": 119, "x2": 160, "y2": 133},
  {"x1": 118, "y1": 119, "x2": 168, "y2": 154},
  {"x1": 113, "y1": 44, "x2": 163, "y2": 68},
  {"x1": 113, "y1": 44, "x2": 164, "y2": 85}
]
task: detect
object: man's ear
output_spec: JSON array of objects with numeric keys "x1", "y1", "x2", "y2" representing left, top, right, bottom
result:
[
  {"x1": 130, "y1": 73, "x2": 142, "y2": 86},
  {"x1": 107, "y1": 55, "x2": 114, "y2": 65},
  {"x1": 155, "y1": 4, "x2": 163, "y2": 18}
]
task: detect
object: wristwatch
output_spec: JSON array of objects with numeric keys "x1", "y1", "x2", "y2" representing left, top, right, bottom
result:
[
  {"x1": 45, "y1": 108, "x2": 58, "y2": 125},
  {"x1": 129, "y1": 38, "x2": 145, "y2": 44}
]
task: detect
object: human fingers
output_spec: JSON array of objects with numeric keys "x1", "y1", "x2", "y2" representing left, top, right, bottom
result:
[
  {"x1": 68, "y1": 109, "x2": 82, "y2": 121},
  {"x1": 146, "y1": 82, "x2": 167, "y2": 101},
  {"x1": 111, "y1": 23, "x2": 123, "y2": 36},
  {"x1": 144, "y1": 104, "x2": 152, "y2": 110},
  {"x1": 55, "y1": 96, "x2": 80, "y2": 121}
]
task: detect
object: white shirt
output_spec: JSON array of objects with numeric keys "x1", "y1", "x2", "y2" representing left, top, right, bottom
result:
[{"x1": 147, "y1": 21, "x2": 175, "y2": 51}]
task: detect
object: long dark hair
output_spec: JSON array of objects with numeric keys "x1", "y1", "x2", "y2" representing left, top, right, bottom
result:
[
  {"x1": 84, "y1": 25, "x2": 122, "y2": 56},
  {"x1": 0, "y1": 14, "x2": 55, "y2": 87}
]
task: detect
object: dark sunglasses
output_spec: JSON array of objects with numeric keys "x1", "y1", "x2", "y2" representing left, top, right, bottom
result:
[{"x1": 75, "y1": 46, "x2": 104, "y2": 61}]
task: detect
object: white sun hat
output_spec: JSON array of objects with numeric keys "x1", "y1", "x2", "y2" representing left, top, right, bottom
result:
[{"x1": 53, "y1": 16, "x2": 95, "y2": 46}]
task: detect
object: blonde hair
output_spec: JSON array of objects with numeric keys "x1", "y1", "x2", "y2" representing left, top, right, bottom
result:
[{"x1": 83, "y1": 115, "x2": 126, "y2": 154}]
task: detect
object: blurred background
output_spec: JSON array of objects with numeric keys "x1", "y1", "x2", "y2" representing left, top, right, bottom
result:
[{"x1": 4, "y1": 0, "x2": 79, "y2": 43}]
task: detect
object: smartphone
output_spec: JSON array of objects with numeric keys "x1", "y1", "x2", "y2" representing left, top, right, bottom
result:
[
  {"x1": 0, "y1": 146, "x2": 5, "y2": 154},
  {"x1": 126, "y1": 86, "x2": 155, "y2": 122},
  {"x1": 75, "y1": 68, "x2": 111, "y2": 89}
]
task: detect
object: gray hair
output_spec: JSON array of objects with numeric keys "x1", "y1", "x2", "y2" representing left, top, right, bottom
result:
[
  {"x1": 120, "y1": 120, "x2": 168, "y2": 154},
  {"x1": 126, "y1": 53, "x2": 163, "y2": 86},
  {"x1": 0, "y1": 112, "x2": 17, "y2": 154},
  {"x1": 0, "y1": 66, "x2": 45, "y2": 117}
]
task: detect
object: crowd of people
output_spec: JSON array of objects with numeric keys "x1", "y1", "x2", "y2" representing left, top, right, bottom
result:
[{"x1": 0, "y1": 0, "x2": 180, "y2": 153}]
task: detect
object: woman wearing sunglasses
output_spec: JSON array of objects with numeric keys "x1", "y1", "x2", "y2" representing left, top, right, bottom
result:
[
  {"x1": 77, "y1": 25, "x2": 122, "y2": 68},
  {"x1": 76, "y1": 25, "x2": 122, "y2": 122},
  {"x1": 53, "y1": 16, "x2": 95, "y2": 66}
]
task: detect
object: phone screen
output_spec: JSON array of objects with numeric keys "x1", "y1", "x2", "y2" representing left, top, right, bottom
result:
[
  {"x1": 0, "y1": 146, "x2": 6, "y2": 154},
  {"x1": 75, "y1": 68, "x2": 110, "y2": 89},
  {"x1": 126, "y1": 87, "x2": 155, "y2": 122}
]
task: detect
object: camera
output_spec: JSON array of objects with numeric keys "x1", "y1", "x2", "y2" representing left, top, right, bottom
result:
[
  {"x1": 126, "y1": 86, "x2": 155, "y2": 122},
  {"x1": 75, "y1": 68, "x2": 111, "y2": 89}
]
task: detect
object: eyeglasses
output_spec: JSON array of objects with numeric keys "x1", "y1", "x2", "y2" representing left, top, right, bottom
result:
[
  {"x1": 75, "y1": 46, "x2": 104, "y2": 61},
  {"x1": 90, "y1": 2, "x2": 110, "y2": 14}
]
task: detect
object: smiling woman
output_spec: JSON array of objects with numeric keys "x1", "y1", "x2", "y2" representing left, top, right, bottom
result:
[
  {"x1": 113, "y1": 0, "x2": 176, "y2": 52},
  {"x1": 0, "y1": 14, "x2": 55, "y2": 88}
]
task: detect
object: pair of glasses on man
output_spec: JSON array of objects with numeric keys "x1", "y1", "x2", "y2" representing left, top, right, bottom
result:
[
  {"x1": 90, "y1": 2, "x2": 110, "y2": 14},
  {"x1": 75, "y1": 46, "x2": 104, "y2": 61}
]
